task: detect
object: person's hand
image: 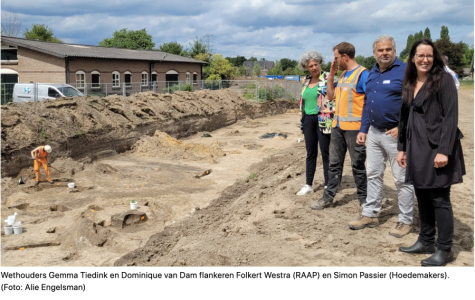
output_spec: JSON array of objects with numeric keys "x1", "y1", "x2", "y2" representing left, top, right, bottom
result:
[
  {"x1": 330, "y1": 60, "x2": 338, "y2": 76},
  {"x1": 397, "y1": 151, "x2": 407, "y2": 168},
  {"x1": 356, "y1": 132, "x2": 366, "y2": 145},
  {"x1": 434, "y1": 153, "x2": 448, "y2": 168},
  {"x1": 385, "y1": 127, "x2": 398, "y2": 138}
]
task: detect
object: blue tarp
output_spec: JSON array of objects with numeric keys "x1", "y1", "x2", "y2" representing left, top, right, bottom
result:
[
  {"x1": 285, "y1": 76, "x2": 300, "y2": 82},
  {"x1": 258, "y1": 75, "x2": 284, "y2": 80},
  {"x1": 258, "y1": 75, "x2": 300, "y2": 81}
]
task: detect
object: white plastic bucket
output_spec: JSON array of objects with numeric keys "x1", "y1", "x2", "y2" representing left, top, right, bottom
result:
[
  {"x1": 130, "y1": 202, "x2": 138, "y2": 210},
  {"x1": 13, "y1": 224, "x2": 22, "y2": 234},
  {"x1": 5, "y1": 219, "x2": 14, "y2": 225},
  {"x1": 68, "y1": 182, "x2": 75, "y2": 189},
  {"x1": 4, "y1": 225, "x2": 13, "y2": 235}
]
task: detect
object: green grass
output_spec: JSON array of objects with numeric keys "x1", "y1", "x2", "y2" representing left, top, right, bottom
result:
[
  {"x1": 41, "y1": 130, "x2": 47, "y2": 139},
  {"x1": 459, "y1": 80, "x2": 474, "y2": 90},
  {"x1": 247, "y1": 173, "x2": 257, "y2": 180}
]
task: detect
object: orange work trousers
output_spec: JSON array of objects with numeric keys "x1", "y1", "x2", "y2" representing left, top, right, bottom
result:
[{"x1": 34, "y1": 158, "x2": 51, "y2": 182}]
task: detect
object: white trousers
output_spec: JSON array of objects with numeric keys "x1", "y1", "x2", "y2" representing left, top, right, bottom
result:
[{"x1": 362, "y1": 126, "x2": 415, "y2": 224}]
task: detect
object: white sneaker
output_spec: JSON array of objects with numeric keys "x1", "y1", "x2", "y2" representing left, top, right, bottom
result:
[{"x1": 297, "y1": 184, "x2": 313, "y2": 195}]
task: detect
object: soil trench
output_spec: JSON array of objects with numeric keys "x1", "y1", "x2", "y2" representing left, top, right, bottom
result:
[{"x1": 1, "y1": 89, "x2": 473, "y2": 267}]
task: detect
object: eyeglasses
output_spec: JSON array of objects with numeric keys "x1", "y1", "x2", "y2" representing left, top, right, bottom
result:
[{"x1": 415, "y1": 54, "x2": 434, "y2": 61}]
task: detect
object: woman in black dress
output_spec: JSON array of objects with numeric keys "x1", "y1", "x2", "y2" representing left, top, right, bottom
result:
[{"x1": 396, "y1": 39, "x2": 465, "y2": 266}]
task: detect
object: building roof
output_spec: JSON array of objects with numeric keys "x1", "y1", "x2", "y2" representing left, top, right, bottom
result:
[
  {"x1": 243, "y1": 61, "x2": 275, "y2": 70},
  {"x1": 1, "y1": 36, "x2": 206, "y2": 64}
]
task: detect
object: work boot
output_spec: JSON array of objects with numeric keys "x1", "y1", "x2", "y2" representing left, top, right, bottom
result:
[
  {"x1": 297, "y1": 184, "x2": 313, "y2": 196},
  {"x1": 348, "y1": 215, "x2": 379, "y2": 230},
  {"x1": 48, "y1": 180, "x2": 54, "y2": 184},
  {"x1": 34, "y1": 181, "x2": 40, "y2": 186},
  {"x1": 421, "y1": 249, "x2": 454, "y2": 266},
  {"x1": 310, "y1": 198, "x2": 333, "y2": 210},
  {"x1": 399, "y1": 241, "x2": 435, "y2": 254},
  {"x1": 389, "y1": 222, "x2": 412, "y2": 238}
]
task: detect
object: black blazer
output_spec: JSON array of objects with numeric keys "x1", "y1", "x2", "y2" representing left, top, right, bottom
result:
[{"x1": 398, "y1": 72, "x2": 463, "y2": 155}]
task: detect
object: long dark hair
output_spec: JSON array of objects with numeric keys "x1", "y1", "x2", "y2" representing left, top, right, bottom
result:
[{"x1": 402, "y1": 39, "x2": 445, "y2": 104}]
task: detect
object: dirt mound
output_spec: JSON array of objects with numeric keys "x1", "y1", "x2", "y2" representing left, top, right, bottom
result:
[
  {"x1": 2, "y1": 89, "x2": 296, "y2": 178},
  {"x1": 132, "y1": 130, "x2": 229, "y2": 163},
  {"x1": 61, "y1": 218, "x2": 111, "y2": 249}
]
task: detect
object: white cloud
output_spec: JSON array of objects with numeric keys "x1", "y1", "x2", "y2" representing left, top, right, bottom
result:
[{"x1": 2, "y1": 0, "x2": 473, "y2": 59}]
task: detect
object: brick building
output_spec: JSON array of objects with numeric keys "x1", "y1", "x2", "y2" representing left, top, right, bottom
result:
[{"x1": 1, "y1": 36, "x2": 206, "y2": 89}]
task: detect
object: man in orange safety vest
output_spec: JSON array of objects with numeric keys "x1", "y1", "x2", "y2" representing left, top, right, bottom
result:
[
  {"x1": 31, "y1": 145, "x2": 54, "y2": 186},
  {"x1": 311, "y1": 42, "x2": 369, "y2": 210}
]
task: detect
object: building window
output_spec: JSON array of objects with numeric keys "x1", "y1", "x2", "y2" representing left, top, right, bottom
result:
[
  {"x1": 141, "y1": 71, "x2": 148, "y2": 86},
  {"x1": 91, "y1": 71, "x2": 100, "y2": 89},
  {"x1": 152, "y1": 72, "x2": 157, "y2": 83},
  {"x1": 165, "y1": 70, "x2": 178, "y2": 82},
  {"x1": 112, "y1": 71, "x2": 120, "y2": 87},
  {"x1": 193, "y1": 72, "x2": 198, "y2": 85},
  {"x1": 1, "y1": 49, "x2": 18, "y2": 61},
  {"x1": 186, "y1": 72, "x2": 191, "y2": 84},
  {"x1": 76, "y1": 71, "x2": 86, "y2": 89},
  {"x1": 125, "y1": 71, "x2": 132, "y2": 87}
]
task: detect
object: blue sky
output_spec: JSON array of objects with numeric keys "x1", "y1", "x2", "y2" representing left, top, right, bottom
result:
[{"x1": 2, "y1": 0, "x2": 474, "y2": 63}]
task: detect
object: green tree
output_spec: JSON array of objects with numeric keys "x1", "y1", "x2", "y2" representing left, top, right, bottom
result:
[
  {"x1": 188, "y1": 36, "x2": 211, "y2": 58},
  {"x1": 248, "y1": 56, "x2": 258, "y2": 61},
  {"x1": 99, "y1": 28, "x2": 155, "y2": 50},
  {"x1": 24, "y1": 24, "x2": 62, "y2": 42},
  {"x1": 280, "y1": 58, "x2": 298, "y2": 71},
  {"x1": 158, "y1": 41, "x2": 186, "y2": 56},
  {"x1": 321, "y1": 61, "x2": 332, "y2": 72},
  {"x1": 434, "y1": 37, "x2": 465, "y2": 74},
  {"x1": 440, "y1": 26, "x2": 449, "y2": 39},
  {"x1": 424, "y1": 27, "x2": 431, "y2": 40},
  {"x1": 400, "y1": 34, "x2": 415, "y2": 60},
  {"x1": 225, "y1": 55, "x2": 247, "y2": 67},
  {"x1": 206, "y1": 54, "x2": 235, "y2": 81},
  {"x1": 363, "y1": 56, "x2": 376, "y2": 70},
  {"x1": 267, "y1": 60, "x2": 283, "y2": 75},
  {"x1": 253, "y1": 62, "x2": 261, "y2": 76},
  {"x1": 260, "y1": 57, "x2": 266, "y2": 61},
  {"x1": 462, "y1": 45, "x2": 474, "y2": 68}
]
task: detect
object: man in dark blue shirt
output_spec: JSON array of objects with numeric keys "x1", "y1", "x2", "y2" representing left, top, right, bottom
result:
[{"x1": 348, "y1": 35, "x2": 415, "y2": 238}]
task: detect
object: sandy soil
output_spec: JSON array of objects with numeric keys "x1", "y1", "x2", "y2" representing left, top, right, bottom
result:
[{"x1": 1, "y1": 90, "x2": 473, "y2": 267}]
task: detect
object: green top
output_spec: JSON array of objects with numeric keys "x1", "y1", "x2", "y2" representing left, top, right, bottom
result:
[{"x1": 302, "y1": 84, "x2": 320, "y2": 115}]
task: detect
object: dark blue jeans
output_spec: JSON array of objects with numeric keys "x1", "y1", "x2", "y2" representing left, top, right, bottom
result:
[
  {"x1": 415, "y1": 187, "x2": 453, "y2": 251},
  {"x1": 322, "y1": 127, "x2": 367, "y2": 204},
  {"x1": 303, "y1": 114, "x2": 331, "y2": 186}
]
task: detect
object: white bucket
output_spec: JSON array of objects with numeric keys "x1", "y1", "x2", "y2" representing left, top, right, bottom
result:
[
  {"x1": 13, "y1": 224, "x2": 22, "y2": 234},
  {"x1": 4, "y1": 219, "x2": 14, "y2": 226},
  {"x1": 130, "y1": 202, "x2": 138, "y2": 210},
  {"x1": 4, "y1": 225, "x2": 13, "y2": 235},
  {"x1": 68, "y1": 182, "x2": 75, "y2": 189}
]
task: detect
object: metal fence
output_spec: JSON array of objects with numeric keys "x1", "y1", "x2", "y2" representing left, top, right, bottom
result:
[
  {"x1": 1, "y1": 83, "x2": 14, "y2": 105},
  {"x1": 1, "y1": 79, "x2": 303, "y2": 104}
]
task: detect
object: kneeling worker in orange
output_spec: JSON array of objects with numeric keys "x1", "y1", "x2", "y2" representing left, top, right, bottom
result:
[{"x1": 31, "y1": 145, "x2": 53, "y2": 186}]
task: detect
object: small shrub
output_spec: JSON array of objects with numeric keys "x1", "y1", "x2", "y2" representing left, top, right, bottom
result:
[
  {"x1": 247, "y1": 173, "x2": 257, "y2": 180},
  {"x1": 41, "y1": 130, "x2": 47, "y2": 139}
]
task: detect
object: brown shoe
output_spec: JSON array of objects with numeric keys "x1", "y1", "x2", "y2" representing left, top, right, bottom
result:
[
  {"x1": 34, "y1": 181, "x2": 40, "y2": 186},
  {"x1": 389, "y1": 222, "x2": 412, "y2": 238},
  {"x1": 348, "y1": 215, "x2": 379, "y2": 230}
]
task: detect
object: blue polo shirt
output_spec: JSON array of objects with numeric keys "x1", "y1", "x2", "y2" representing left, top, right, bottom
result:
[{"x1": 360, "y1": 58, "x2": 406, "y2": 134}]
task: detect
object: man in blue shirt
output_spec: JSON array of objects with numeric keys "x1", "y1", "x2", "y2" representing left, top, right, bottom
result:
[{"x1": 348, "y1": 35, "x2": 414, "y2": 238}]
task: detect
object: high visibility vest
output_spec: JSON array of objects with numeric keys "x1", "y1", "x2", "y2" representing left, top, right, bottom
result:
[
  {"x1": 33, "y1": 146, "x2": 49, "y2": 159},
  {"x1": 332, "y1": 65, "x2": 366, "y2": 130}
]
